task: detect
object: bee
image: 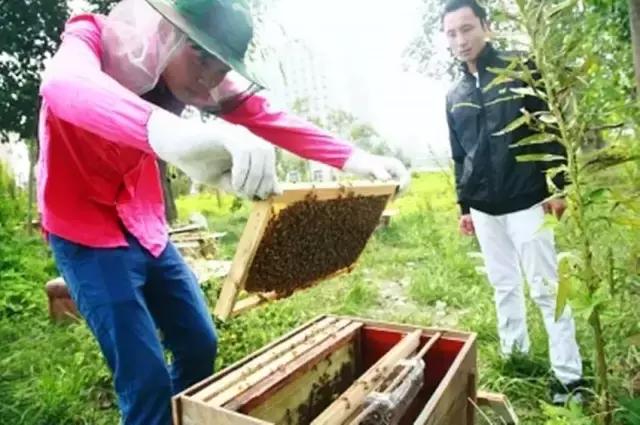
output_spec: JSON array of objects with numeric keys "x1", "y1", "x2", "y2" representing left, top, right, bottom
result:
[{"x1": 245, "y1": 195, "x2": 389, "y2": 295}]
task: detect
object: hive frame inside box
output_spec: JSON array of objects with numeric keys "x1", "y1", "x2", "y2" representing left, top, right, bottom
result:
[
  {"x1": 172, "y1": 315, "x2": 479, "y2": 425},
  {"x1": 213, "y1": 182, "x2": 398, "y2": 320}
]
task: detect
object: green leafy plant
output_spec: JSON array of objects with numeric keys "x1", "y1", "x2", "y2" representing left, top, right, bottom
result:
[{"x1": 492, "y1": 1, "x2": 639, "y2": 422}]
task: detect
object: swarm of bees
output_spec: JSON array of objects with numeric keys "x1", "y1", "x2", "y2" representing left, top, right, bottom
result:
[
  {"x1": 291, "y1": 359, "x2": 357, "y2": 424},
  {"x1": 244, "y1": 194, "x2": 389, "y2": 294}
]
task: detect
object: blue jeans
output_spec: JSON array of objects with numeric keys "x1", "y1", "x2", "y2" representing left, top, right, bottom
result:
[{"x1": 49, "y1": 233, "x2": 217, "y2": 425}]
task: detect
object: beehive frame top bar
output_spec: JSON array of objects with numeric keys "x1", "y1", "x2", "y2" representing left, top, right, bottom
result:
[
  {"x1": 213, "y1": 181, "x2": 398, "y2": 319},
  {"x1": 270, "y1": 181, "x2": 398, "y2": 204}
]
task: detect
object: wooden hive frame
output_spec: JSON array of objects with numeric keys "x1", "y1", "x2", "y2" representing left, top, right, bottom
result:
[
  {"x1": 172, "y1": 315, "x2": 486, "y2": 425},
  {"x1": 213, "y1": 181, "x2": 398, "y2": 320}
]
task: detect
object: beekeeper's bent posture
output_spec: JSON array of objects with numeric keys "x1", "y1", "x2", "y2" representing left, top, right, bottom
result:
[{"x1": 38, "y1": 0, "x2": 409, "y2": 423}]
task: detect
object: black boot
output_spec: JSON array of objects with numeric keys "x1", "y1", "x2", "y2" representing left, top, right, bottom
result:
[{"x1": 550, "y1": 379, "x2": 589, "y2": 406}]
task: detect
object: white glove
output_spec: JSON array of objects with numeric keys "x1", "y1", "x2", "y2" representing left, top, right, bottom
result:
[
  {"x1": 342, "y1": 149, "x2": 411, "y2": 192},
  {"x1": 147, "y1": 109, "x2": 279, "y2": 199}
]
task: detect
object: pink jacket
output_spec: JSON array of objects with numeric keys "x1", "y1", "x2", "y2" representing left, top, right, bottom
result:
[{"x1": 38, "y1": 14, "x2": 353, "y2": 256}]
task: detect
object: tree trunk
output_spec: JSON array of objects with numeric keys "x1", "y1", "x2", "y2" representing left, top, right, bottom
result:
[
  {"x1": 591, "y1": 309, "x2": 611, "y2": 425},
  {"x1": 629, "y1": 0, "x2": 640, "y2": 93},
  {"x1": 26, "y1": 139, "x2": 37, "y2": 233},
  {"x1": 215, "y1": 188, "x2": 222, "y2": 208},
  {"x1": 158, "y1": 160, "x2": 177, "y2": 224}
]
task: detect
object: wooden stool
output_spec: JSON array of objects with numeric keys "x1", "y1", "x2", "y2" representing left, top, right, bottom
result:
[
  {"x1": 378, "y1": 208, "x2": 398, "y2": 229},
  {"x1": 45, "y1": 277, "x2": 80, "y2": 322}
]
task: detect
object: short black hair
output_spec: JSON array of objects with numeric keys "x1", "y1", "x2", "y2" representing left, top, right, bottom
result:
[{"x1": 442, "y1": 0, "x2": 488, "y2": 23}]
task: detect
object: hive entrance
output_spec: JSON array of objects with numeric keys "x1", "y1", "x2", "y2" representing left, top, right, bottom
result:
[{"x1": 213, "y1": 182, "x2": 397, "y2": 319}]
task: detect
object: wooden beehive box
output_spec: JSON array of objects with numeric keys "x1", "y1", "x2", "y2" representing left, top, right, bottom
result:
[
  {"x1": 214, "y1": 182, "x2": 398, "y2": 319},
  {"x1": 172, "y1": 315, "x2": 477, "y2": 425}
]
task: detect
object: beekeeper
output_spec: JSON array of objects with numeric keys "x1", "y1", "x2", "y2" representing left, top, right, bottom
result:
[{"x1": 37, "y1": 0, "x2": 409, "y2": 423}]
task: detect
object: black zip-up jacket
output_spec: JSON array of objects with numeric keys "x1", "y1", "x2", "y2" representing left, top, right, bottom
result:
[{"x1": 446, "y1": 44, "x2": 565, "y2": 215}]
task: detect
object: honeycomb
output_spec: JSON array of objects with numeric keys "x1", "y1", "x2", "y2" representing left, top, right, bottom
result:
[{"x1": 244, "y1": 194, "x2": 389, "y2": 294}]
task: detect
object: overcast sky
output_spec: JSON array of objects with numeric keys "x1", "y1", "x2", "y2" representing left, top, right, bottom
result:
[{"x1": 268, "y1": 0, "x2": 453, "y2": 158}]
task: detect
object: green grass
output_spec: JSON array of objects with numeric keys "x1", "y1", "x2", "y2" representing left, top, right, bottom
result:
[{"x1": 2, "y1": 172, "x2": 639, "y2": 424}]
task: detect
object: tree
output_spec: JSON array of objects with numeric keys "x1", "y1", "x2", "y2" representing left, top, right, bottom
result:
[
  {"x1": 586, "y1": 0, "x2": 638, "y2": 93},
  {"x1": 494, "y1": 1, "x2": 638, "y2": 422},
  {"x1": 276, "y1": 98, "x2": 315, "y2": 181},
  {"x1": 1, "y1": 0, "x2": 67, "y2": 229},
  {"x1": 0, "y1": 0, "x2": 68, "y2": 142},
  {"x1": 628, "y1": 0, "x2": 640, "y2": 90},
  {"x1": 276, "y1": 151, "x2": 309, "y2": 181},
  {"x1": 89, "y1": 0, "x2": 119, "y2": 14},
  {"x1": 349, "y1": 123, "x2": 394, "y2": 157},
  {"x1": 403, "y1": 0, "x2": 454, "y2": 79},
  {"x1": 0, "y1": 0, "x2": 121, "y2": 226},
  {"x1": 1, "y1": 0, "x2": 178, "y2": 224},
  {"x1": 285, "y1": 97, "x2": 403, "y2": 180},
  {"x1": 323, "y1": 110, "x2": 396, "y2": 157},
  {"x1": 582, "y1": 0, "x2": 636, "y2": 98}
]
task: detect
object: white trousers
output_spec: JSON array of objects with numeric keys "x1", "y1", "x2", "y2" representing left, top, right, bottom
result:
[{"x1": 470, "y1": 204, "x2": 582, "y2": 384}]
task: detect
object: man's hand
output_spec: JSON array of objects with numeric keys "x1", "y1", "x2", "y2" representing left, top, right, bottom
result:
[
  {"x1": 459, "y1": 214, "x2": 475, "y2": 236},
  {"x1": 342, "y1": 149, "x2": 411, "y2": 193},
  {"x1": 543, "y1": 198, "x2": 567, "y2": 219},
  {"x1": 218, "y1": 126, "x2": 278, "y2": 200}
]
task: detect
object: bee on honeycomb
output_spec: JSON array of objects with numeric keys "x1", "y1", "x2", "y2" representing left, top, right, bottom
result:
[{"x1": 245, "y1": 195, "x2": 389, "y2": 294}]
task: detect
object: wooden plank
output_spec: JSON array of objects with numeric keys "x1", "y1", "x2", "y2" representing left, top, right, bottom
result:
[
  {"x1": 354, "y1": 323, "x2": 364, "y2": 374},
  {"x1": 331, "y1": 316, "x2": 478, "y2": 425},
  {"x1": 429, "y1": 385, "x2": 470, "y2": 425},
  {"x1": 415, "y1": 332, "x2": 442, "y2": 360},
  {"x1": 226, "y1": 321, "x2": 363, "y2": 412},
  {"x1": 244, "y1": 331, "x2": 360, "y2": 423},
  {"x1": 179, "y1": 398, "x2": 271, "y2": 425},
  {"x1": 347, "y1": 403, "x2": 376, "y2": 425},
  {"x1": 382, "y1": 332, "x2": 442, "y2": 394},
  {"x1": 377, "y1": 209, "x2": 399, "y2": 229},
  {"x1": 172, "y1": 394, "x2": 182, "y2": 425},
  {"x1": 174, "y1": 241, "x2": 201, "y2": 249},
  {"x1": 175, "y1": 316, "x2": 331, "y2": 402},
  {"x1": 345, "y1": 333, "x2": 443, "y2": 425},
  {"x1": 414, "y1": 369, "x2": 469, "y2": 425},
  {"x1": 169, "y1": 224, "x2": 206, "y2": 235},
  {"x1": 192, "y1": 316, "x2": 339, "y2": 402},
  {"x1": 215, "y1": 183, "x2": 395, "y2": 319},
  {"x1": 206, "y1": 319, "x2": 355, "y2": 407},
  {"x1": 230, "y1": 265, "x2": 354, "y2": 317},
  {"x1": 193, "y1": 317, "x2": 341, "y2": 402},
  {"x1": 382, "y1": 208, "x2": 399, "y2": 217},
  {"x1": 271, "y1": 181, "x2": 397, "y2": 204},
  {"x1": 477, "y1": 391, "x2": 519, "y2": 424},
  {"x1": 172, "y1": 235, "x2": 214, "y2": 243},
  {"x1": 214, "y1": 202, "x2": 273, "y2": 319},
  {"x1": 341, "y1": 315, "x2": 475, "y2": 343},
  {"x1": 229, "y1": 292, "x2": 279, "y2": 317},
  {"x1": 292, "y1": 265, "x2": 355, "y2": 292},
  {"x1": 414, "y1": 333, "x2": 477, "y2": 425},
  {"x1": 311, "y1": 329, "x2": 422, "y2": 425},
  {"x1": 178, "y1": 315, "x2": 474, "y2": 401}
]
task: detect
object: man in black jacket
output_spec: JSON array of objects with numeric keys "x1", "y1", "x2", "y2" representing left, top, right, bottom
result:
[{"x1": 443, "y1": 0, "x2": 584, "y2": 404}]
